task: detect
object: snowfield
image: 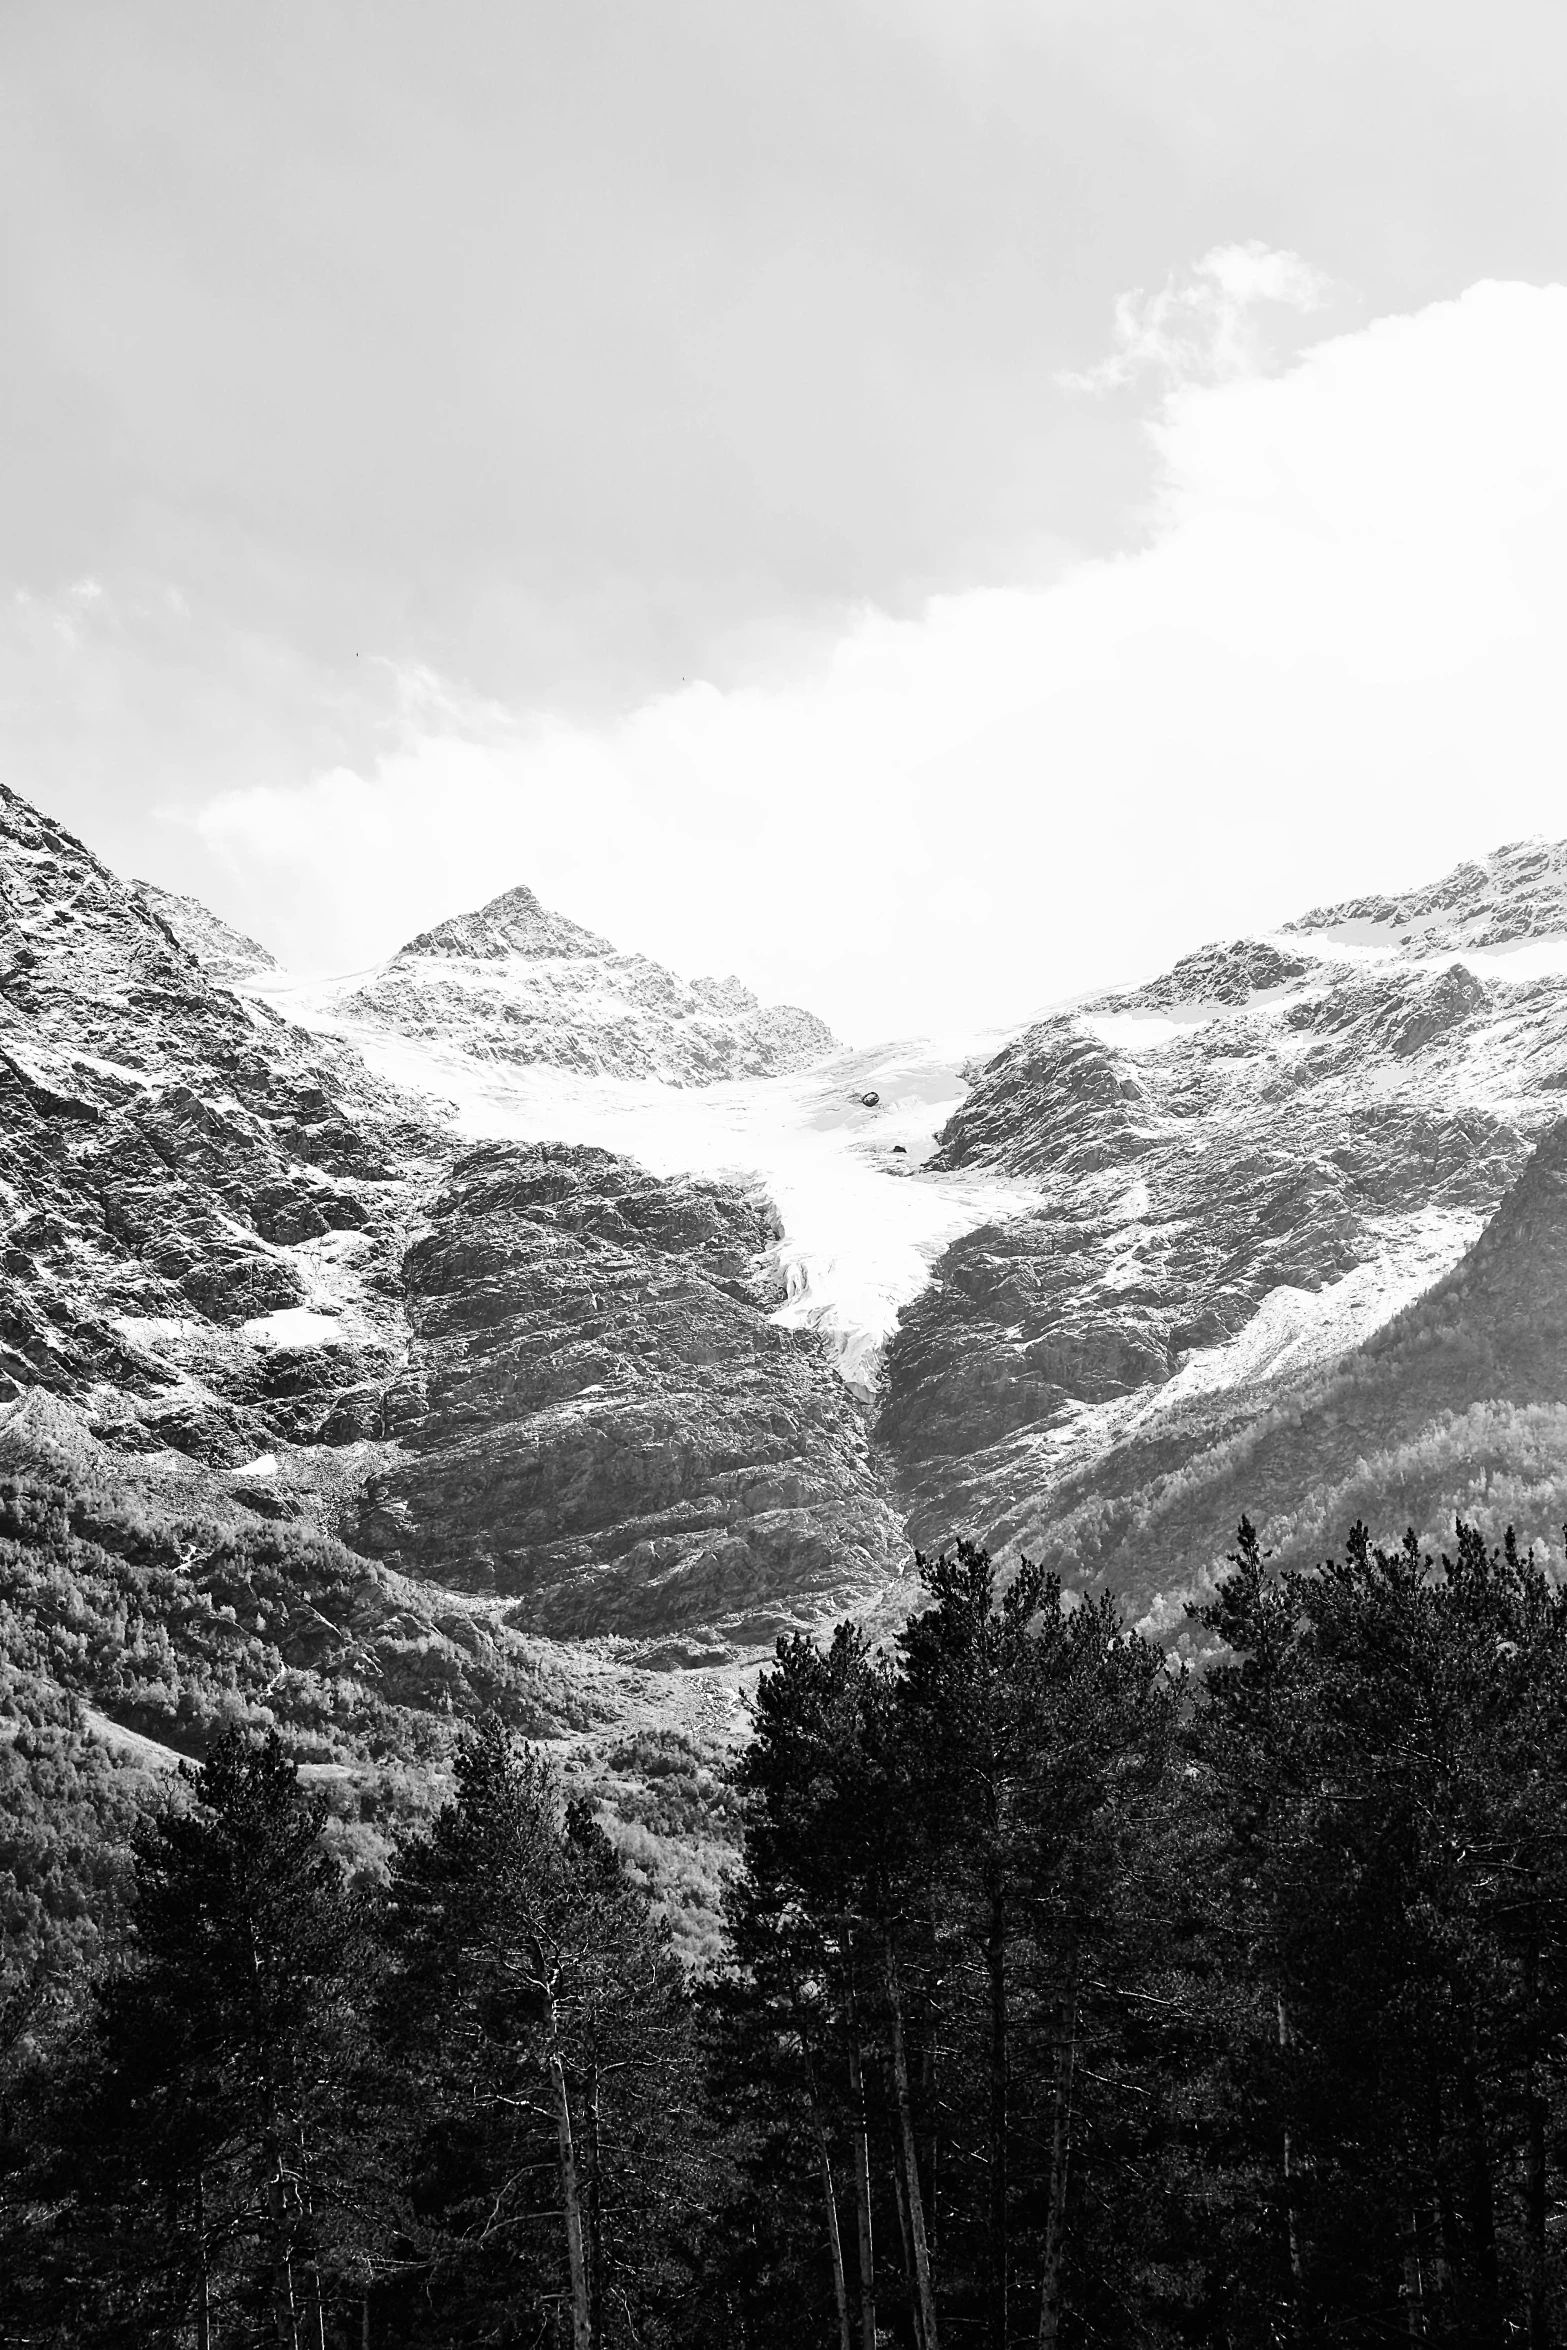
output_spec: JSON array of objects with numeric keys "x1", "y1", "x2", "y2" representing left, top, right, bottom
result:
[
  {"x1": 249, "y1": 973, "x2": 1041, "y2": 1393},
  {"x1": 243, "y1": 878, "x2": 1567, "y2": 1427}
]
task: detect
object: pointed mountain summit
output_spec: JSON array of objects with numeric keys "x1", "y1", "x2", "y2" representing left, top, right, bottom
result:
[
  {"x1": 325, "y1": 878, "x2": 835, "y2": 1086},
  {"x1": 396, "y1": 881, "x2": 614, "y2": 963}
]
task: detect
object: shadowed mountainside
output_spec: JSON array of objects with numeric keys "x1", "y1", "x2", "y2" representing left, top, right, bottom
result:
[
  {"x1": 1007, "y1": 1119, "x2": 1567, "y2": 1636},
  {"x1": 881, "y1": 841, "x2": 1567, "y2": 1623}
]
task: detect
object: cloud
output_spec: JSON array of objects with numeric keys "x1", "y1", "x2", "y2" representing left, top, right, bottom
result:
[
  {"x1": 1061, "y1": 241, "x2": 1336, "y2": 393},
  {"x1": 183, "y1": 278, "x2": 1567, "y2": 1046}
]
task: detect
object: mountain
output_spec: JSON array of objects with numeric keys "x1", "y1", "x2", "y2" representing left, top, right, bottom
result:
[
  {"x1": 0, "y1": 780, "x2": 909, "y2": 1946},
  {"x1": 0, "y1": 782, "x2": 896, "y2": 1641},
  {"x1": 1283, "y1": 835, "x2": 1567, "y2": 950},
  {"x1": 882, "y1": 841, "x2": 1567, "y2": 1627},
  {"x1": 269, "y1": 878, "x2": 838, "y2": 1086},
  {"x1": 354, "y1": 1139, "x2": 897, "y2": 1654},
  {"x1": 1017, "y1": 1116, "x2": 1567, "y2": 1641},
  {"x1": 15, "y1": 779, "x2": 1567, "y2": 1947}
]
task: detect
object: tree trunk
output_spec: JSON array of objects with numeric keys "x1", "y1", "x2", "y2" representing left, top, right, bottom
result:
[
  {"x1": 885, "y1": 1940, "x2": 939, "y2": 2350},
  {"x1": 922, "y1": 2015, "x2": 940, "y2": 2264},
  {"x1": 1036, "y1": 1950, "x2": 1079, "y2": 2350},
  {"x1": 267, "y1": 2148, "x2": 302, "y2": 2350},
  {"x1": 1454, "y1": 2036, "x2": 1502, "y2": 2348},
  {"x1": 800, "y1": 2037, "x2": 853, "y2": 2350},
  {"x1": 297, "y1": 2127, "x2": 328, "y2": 2350},
  {"x1": 987, "y1": 1875, "x2": 1008, "y2": 2350},
  {"x1": 847, "y1": 2040, "x2": 878, "y2": 2350},
  {"x1": 1402, "y1": 2208, "x2": 1426, "y2": 2344},
  {"x1": 1525, "y1": 1921, "x2": 1548, "y2": 2350},
  {"x1": 547, "y1": 2046, "x2": 593, "y2": 2350},
  {"x1": 892, "y1": 2156, "x2": 921, "y2": 2350},
  {"x1": 194, "y1": 2169, "x2": 212, "y2": 2350},
  {"x1": 585, "y1": 2063, "x2": 605, "y2": 2350},
  {"x1": 1277, "y1": 1992, "x2": 1302, "y2": 2295}
]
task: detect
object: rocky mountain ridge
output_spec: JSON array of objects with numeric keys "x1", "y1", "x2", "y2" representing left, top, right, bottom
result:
[
  {"x1": 882, "y1": 839, "x2": 1567, "y2": 1625},
  {"x1": 1284, "y1": 835, "x2": 1567, "y2": 950}
]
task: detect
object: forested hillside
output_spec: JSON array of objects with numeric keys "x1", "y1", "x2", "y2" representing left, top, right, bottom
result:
[
  {"x1": 6, "y1": 1522, "x2": 1566, "y2": 2347},
  {"x1": 0, "y1": 1458, "x2": 740, "y2": 1988},
  {"x1": 1018, "y1": 1116, "x2": 1567, "y2": 1634}
]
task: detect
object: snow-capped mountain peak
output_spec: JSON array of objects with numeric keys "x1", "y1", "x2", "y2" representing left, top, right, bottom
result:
[
  {"x1": 255, "y1": 878, "x2": 840, "y2": 1091},
  {"x1": 395, "y1": 880, "x2": 614, "y2": 963}
]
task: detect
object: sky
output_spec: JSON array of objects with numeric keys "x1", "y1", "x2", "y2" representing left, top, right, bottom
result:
[{"x1": 6, "y1": 1, "x2": 1567, "y2": 1039}]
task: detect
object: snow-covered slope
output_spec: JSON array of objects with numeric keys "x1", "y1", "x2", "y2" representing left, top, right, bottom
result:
[{"x1": 236, "y1": 996, "x2": 1040, "y2": 1398}]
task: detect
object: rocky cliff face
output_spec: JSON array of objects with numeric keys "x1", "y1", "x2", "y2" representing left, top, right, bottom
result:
[
  {"x1": 881, "y1": 842, "x2": 1567, "y2": 1620},
  {"x1": 357, "y1": 1140, "x2": 900, "y2": 1653},
  {"x1": 1284, "y1": 836, "x2": 1567, "y2": 949},
  {"x1": 282, "y1": 877, "x2": 837, "y2": 1086}
]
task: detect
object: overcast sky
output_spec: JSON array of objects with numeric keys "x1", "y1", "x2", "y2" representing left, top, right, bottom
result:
[{"x1": 7, "y1": 1, "x2": 1567, "y2": 1037}]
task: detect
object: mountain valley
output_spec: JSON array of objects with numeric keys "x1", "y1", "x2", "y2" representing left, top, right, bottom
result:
[{"x1": 8, "y1": 785, "x2": 1567, "y2": 1942}]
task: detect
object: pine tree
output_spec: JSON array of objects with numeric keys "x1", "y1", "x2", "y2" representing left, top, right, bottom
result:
[
  {"x1": 1194, "y1": 1515, "x2": 1567, "y2": 2345},
  {"x1": 53, "y1": 1727, "x2": 359, "y2": 2347},
  {"x1": 894, "y1": 1545, "x2": 1180, "y2": 2349},
  {"x1": 375, "y1": 1716, "x2": 697, "y2": 2349},
  {"x1": 725, "y1": 1549, "x2": 1183, "y2": 2350},
  {"x1": 726, "y1": 1626, "x2": 899, "y2": 2350}
]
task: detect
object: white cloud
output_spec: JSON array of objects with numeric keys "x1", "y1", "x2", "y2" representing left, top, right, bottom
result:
[
  {"x1": 190, "y1": 279, "x2": 1567, "y2": 1043},
  {"x1": 1061, "y1": 241, "x2": 1335, "y2": 393}
]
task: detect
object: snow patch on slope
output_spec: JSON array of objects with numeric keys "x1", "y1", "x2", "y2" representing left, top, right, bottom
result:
[
  {"x1": 240, "y1": 1307, "x2": 349, "y2": 1349},
  {"x1": 1279, "y1": 925, "x2": 1567, "y2": 987},
  {"x1": 1150, "y1": 1208, "x2": 1485, "y2": 1415}
]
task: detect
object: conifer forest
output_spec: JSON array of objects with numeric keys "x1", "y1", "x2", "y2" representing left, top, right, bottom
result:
[{"x1": 6, "y1": 1520, "x2": 1567, "y2": 2348}]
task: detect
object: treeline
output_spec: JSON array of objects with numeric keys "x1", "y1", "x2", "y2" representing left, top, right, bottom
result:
[{"x1": 6, "y1": 1519, "x2": 1567, "y2": 2345}]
